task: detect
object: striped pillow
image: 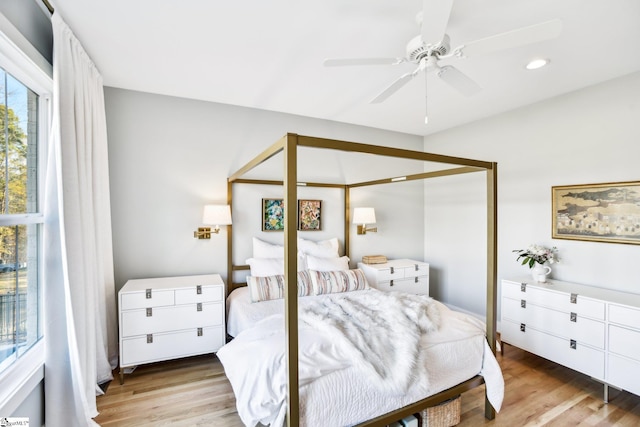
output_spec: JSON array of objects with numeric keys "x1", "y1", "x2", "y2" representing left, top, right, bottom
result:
[
  {"x1": 248, "y1": 270, "x2": 313, "y2": 302},
  {"x1": 310, "y1": 269, "x2": 370, "y2": 295}
]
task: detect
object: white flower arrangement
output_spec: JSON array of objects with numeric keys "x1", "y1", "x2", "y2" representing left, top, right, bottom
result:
[{"x1": 513, "y1": 244, "x2": 559, "y2": 268}]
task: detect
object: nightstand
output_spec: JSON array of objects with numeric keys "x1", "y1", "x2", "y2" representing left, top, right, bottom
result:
[
  {"x1": 118, "y1": 274, "x2": 225, "y2": 384},
  {"x1": 357, "y1": 259, "x2": 429, "y2": 295}
]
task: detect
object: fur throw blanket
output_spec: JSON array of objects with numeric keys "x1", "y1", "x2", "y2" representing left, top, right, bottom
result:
[{"x1": 299, "y1": 290, "x2": 441, "y2": 395}]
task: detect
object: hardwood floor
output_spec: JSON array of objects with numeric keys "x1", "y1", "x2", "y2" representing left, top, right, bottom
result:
[
  {"x1": 95, "y1": 345, "x2": 640, "y2": 426},
  {"x1": 94, "y1": 355, "x2": 244, "y2": 426},
  {"x1": 459, "y1": 345, "x2": 640, "y2": 426}
]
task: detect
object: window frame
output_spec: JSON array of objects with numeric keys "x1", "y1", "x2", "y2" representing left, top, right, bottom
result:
[{"x1": 0, "y1": 15, "x2": 51, "y2": 415}]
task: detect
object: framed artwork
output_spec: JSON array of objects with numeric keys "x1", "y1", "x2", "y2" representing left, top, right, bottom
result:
[
  {"x1": 552, "y1": 181, "x2": 640, "y2": 245},
  {"x1": 298, "y1": 199, "x2": 322, "y2": 231},
  {"x1": 262, "y1": 198, "x2": 284, "y2": 231}
]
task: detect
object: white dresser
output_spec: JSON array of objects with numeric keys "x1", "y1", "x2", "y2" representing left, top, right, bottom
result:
[
  {"x1": 357, "y1": 259, "x2": 429, "y2": 295},
  {"x1": 118, "y1": 274, "x2": 225, "y2": 383},
  {"x1": 501, "y1": 277, "x2": 640, "y2": 400}
]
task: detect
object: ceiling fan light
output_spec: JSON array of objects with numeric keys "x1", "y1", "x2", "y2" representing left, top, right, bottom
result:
[{"x1": 525, "y1": 58, "x2": 549, "y2": 70}]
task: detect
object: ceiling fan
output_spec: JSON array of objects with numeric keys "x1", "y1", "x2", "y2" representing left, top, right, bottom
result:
[{"x1": 324, "y1": 0, "x2": 562, "y2": 124}]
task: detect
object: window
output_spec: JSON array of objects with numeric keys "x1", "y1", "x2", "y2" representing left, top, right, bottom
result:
[
  {"x1": 0, "y1": 67, "x2": 42, "y2": 373},
  {"x1": 0, "y1": 30, "x2": 50, "y2": 378}
]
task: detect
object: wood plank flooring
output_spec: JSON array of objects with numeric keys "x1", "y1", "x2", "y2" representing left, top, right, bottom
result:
[{"x1": 94, "y1": 344, "x2": 640, "y2": 426}]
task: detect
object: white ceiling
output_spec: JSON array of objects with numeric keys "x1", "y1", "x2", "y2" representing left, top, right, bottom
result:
[{"x1": 49, "y1": 0, "x2": 640, "y2": 136}]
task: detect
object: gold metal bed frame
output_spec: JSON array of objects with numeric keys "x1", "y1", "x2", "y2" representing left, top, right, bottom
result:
[{"x1": 226, "y1": 133, "x2": 498, "y2": 427}]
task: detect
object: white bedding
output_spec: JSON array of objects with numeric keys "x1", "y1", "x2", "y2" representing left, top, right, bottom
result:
[
  {"x1": 220, "y1": 287, "x2": 504, "y2": 427},
  {"x1": 226, "y1": 286, "x2": 284, "y2": 337}
]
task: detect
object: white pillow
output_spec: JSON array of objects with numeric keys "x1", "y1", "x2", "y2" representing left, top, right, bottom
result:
[
  {"x1": 298, "y1": 237, "x2": 340, "y2": 258},
  {"x1": 247, "y1": 256, "x2": 306, "y2": 276},
  {"x1": 253, "y1": 237, "x2": 283, "y2": 258},
  {"x1": 305, "y1": 255, "x2": 350, "y2": 271},
  {"x1": 246, "y1": 258, "x2": 284, "y2": 277}
]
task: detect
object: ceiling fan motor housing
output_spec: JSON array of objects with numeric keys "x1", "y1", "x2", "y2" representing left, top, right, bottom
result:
[{"x1": 406, "y1": 34, "x2": 451, "y2": 63}]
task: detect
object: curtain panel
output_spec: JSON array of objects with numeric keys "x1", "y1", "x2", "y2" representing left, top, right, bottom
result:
[{"x1": 44, "y1": 12, "x2": 117, "y2": 426}]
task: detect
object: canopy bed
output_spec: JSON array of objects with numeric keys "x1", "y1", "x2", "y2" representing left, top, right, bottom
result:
[{"x1": 220, "y1": 133, "x2": 499, "y2": 426}]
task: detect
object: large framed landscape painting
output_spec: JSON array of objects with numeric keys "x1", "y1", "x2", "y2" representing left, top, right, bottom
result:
[{"x1": 552, "y1": 181, "x2": 640, "y2": 245}]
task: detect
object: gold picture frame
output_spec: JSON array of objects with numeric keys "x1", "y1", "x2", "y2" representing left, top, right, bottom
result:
[
  {"x1": 298, "y1": 199, "x2": 321, "y2": 231},
  {"x1": 552, "y1": 181, "x2": 640, "y2": 245},
  {"x1": 262, "y1": 198, "x2": 284, "y2": 231}
]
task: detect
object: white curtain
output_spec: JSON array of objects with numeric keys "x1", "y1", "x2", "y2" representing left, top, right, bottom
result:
[{"x1": 44, "y1": 13, "x2": 118, "y2": 426}]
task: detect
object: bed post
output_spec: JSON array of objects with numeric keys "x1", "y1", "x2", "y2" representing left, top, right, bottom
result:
[
  {"x1": 485, "y1": 161, "x2": 498, "y2": 420},
  {"x1": 227, "y1": 179, "x2": 233, "y2": 295},
  {"x1": 284, "y1": 133, "x2": 300, "y2": 427},
  {"x1": 344, "y1": 186, "x2": 350, "y2": 259}
]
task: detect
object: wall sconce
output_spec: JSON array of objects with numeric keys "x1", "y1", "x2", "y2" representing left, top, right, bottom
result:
[
  {"x1": 194, "y1": 205, "x2": 232, "y2": 239},
  {"x1": 353, "y1": 207, "x2": 377, "y2": 235}
]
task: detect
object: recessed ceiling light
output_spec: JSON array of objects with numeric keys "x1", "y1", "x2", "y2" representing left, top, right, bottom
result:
[{"x1": 525, "y1": 58, "x2": 550, "y2": 70}]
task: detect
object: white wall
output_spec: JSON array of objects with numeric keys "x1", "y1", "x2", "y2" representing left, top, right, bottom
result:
[
  {"x1": 104, "y1": 88, "x2": 425, "y2": 291},
  {"x1": 423, "y1": 71, "x2": 640, "y2": 316}
]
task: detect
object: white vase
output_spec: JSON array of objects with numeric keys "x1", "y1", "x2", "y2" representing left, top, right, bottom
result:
[{"x1": 531, "y1": 264, "x2": 552, "y2": 282}]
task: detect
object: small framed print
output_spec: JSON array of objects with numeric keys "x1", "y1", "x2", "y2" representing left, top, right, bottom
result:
[
  {"x1": 298, "y1": 199, "x2": 321, "y2": 231},
  {"x1": 262, "y1": 198, "x2": 284, "y2": 231}
]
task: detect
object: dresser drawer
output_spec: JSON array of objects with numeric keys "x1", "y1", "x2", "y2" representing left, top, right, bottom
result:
[
  {"x1": 376, "y1": 276, "x2": 429, "y2": 295},
  {"x1": 120, "y1": 289, "x2": 175, "y2": 310},
  {"x1": 609, "y1": 304, "x2": 640, "y2": 329},
  {"x1": 501, "y1": 319, "x2": 604, "y2": 379},
  {"x1": 374, "y1": 266, "x2": 405, "y2": 281},
  {"x1": 502, "y1": 280, "x2": 604, "y2": 320},
  {"x1": 121, "y1": 302, "x2": 224, "y2": 337},
  {"x1": 121, "y1": 325, "x2": 225, "y2": 367},
  {"x1": 402, "y1": 263, "x2": 429, "y2": 278},
  {"x1": 175, "y1": 285, "x2": 223, "y2": 304},
  {"x1": 609, "y1": 324, "x2": 640, "y2": 362},
  {"x1": 502, "y1": 297, "x2": 604, "y2": 349},
  {"x1": 359, "y1": 260, "x2": 429, "y2": 296},
  {"x1": 361, "y1": 260, "x2": 428, "y2": 280},
  {"x1": 607, "y1": 354, "x2": 640, "y2": 396}
]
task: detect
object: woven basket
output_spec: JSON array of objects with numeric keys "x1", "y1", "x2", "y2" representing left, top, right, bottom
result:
[
  {"x1": 419, "y1": 395, "x2": 461, "y2": 427},
  {"x1": 362, "y1": 255, "x2": 387, "y2": 264}
]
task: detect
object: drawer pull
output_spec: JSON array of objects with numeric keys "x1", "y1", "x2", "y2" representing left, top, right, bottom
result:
[
  {"x1": 570, "y1": 312, "x2": 577, "y2": 322},
  {"x1": 520, "y1": 323, "x2": 526, "y2": 332},
  {"x1": 570, "y1": 293, "x2": 577, "y2": 304},
  {"x1": 520, "y1": 283, "x2": 526, "y2": 292},
  {"x1": 146, "y1": 307, "x2": 152, "y2": 317},
  {"x1": 196, "y1": 285, "x2": 202, "y2": 295},
  {"x1": 414, "y1": 264, "x2": 419, "y2": 271},
  {"x1": 145, "y1": 288, "x2": 152, "y2": 299},
  {"x1": 197, "y1": 303, "x2": 202, "y2": 312},
  {"x1": 390, "y1": 267, "x2": 394, "y2": 274},
  {"x1": 415, "y1": 276, "x2": 419, "y2": 283},
  {"x1": 520, "y1": 299, "x2": 526, "y2": 308},
  {"x1": 390, "y1": 280, "x2": 394, "y2": 287},
  {"x1": 570, "y1": 339, "x2": 577, "y2": 349},
  {"x1": 197, "y1": 327, "x2": 203, "y2": 337},
  {"x1": 147, "y1": 334, "x2": 153, "y2": 344}
]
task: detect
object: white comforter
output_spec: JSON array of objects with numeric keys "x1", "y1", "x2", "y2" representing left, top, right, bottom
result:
[{"x1": 218, "y1": 289, "x2": 503, "y2": 427}]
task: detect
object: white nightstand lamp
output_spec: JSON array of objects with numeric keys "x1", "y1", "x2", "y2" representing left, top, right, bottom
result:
[
  {"x1": 353, "y1": 207, "x2": 377, "y2": 235},
  {"x1": 194, "y1": 204, "x2": 232, "y2": 239}
]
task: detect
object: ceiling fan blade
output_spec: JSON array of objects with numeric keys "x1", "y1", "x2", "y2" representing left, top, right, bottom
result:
[
  {"x1": 437, "y1": 65, "x2": 481, "y2": 97},
  {"x1": 323, "y1": 58, "x2": 405, "y2": 67},
  {"x1": 459, "y1": 19, "x2": 563, "y2": 58},
  {"x1": 370, "y1": 70, "x2": 418, "y2": 104},
  {"x1": 421, "y1": 0, "x2": 454, "y2": 44}
]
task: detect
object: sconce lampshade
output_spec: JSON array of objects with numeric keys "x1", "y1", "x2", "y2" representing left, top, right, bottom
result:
[
  {"x1": 203, "y1": 204, "x2": 232, "y2": 225},
  {"x1": 353, "y1": 207, "x2": 376, "y2": 224}
]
